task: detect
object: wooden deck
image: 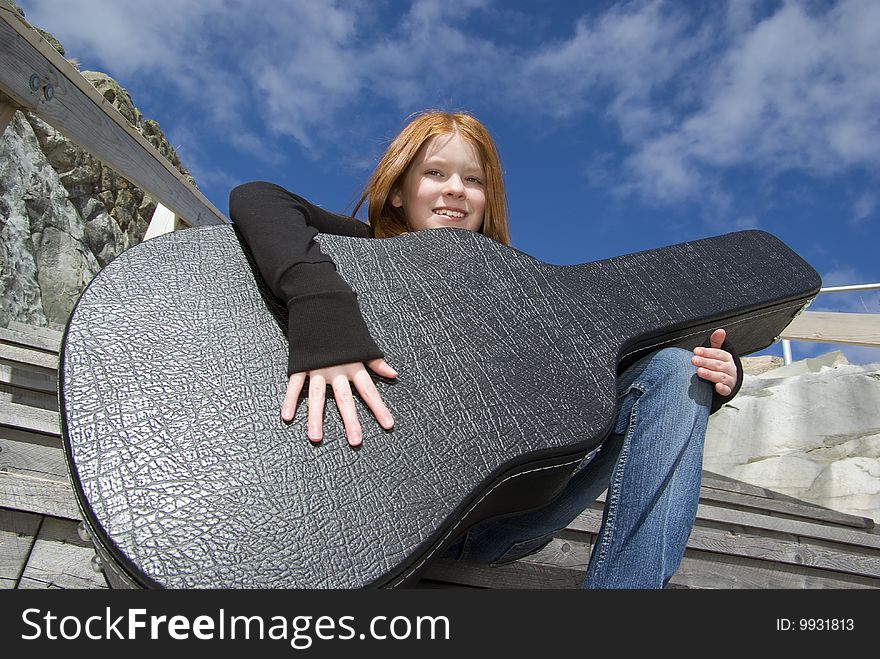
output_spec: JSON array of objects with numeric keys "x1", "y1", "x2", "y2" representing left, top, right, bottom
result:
[{"x1": 2, "y1": 321, "x2": 878, "y2": 590}]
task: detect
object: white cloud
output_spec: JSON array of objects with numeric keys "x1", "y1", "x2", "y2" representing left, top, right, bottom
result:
[
  {"x1": 852, "y1": 191, "x2": 877, "y2": 224},
  {"x1": 20, "y1": 0, "x2": 503, "y2": 151},
  {"x1": 20, "y1": 1, "x2": 367, "y2": 145},
  {"x1": 517, "y1": 0, "x2": 701, "y2": 136},
  {"x1": 22, "y1": 0, "x2": 219, "y2": 74},
  {"x1": 505, "y1": 0, "x2": 880, "y2": 213},
  {"x1": 17, "y1": 0, "x2": 880, "y2": 212},
  {"x1": 618, "y1": 0, "x2": 880, "y2": 203}
]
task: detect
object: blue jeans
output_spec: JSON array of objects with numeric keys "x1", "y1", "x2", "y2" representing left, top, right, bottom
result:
[{"x1": 442, "y1": 347, "x2": 712, "y2": 588}]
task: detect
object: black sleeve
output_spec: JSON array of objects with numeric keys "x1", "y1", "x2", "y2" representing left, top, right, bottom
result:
[
  {"x1": 228, "y1": 181, "x2": 384, "y2": 375},
  {"x1": 709, "y1": 338, "x2": 744, "y2": 414}
]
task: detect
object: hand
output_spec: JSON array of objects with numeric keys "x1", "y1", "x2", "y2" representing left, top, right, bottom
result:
[
  {"x1": 692, "y1": 328, "x2": 738, "y2": 397},
  {"x1": 281, "y1": 358, "x2": 397, "y2": 447}
]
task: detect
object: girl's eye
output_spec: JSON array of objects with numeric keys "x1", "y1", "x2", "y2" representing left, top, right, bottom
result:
[
  {"x1": 426, "y1": 170, "x2": 443, "y2": 177},
  {"x1": 466, "y1": 176, "x2": 484, "y2": 185}
]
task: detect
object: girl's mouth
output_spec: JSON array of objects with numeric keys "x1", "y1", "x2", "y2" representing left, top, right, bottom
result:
[{"x1": 433, "y1": 208, "x2": 466, "y2": 219}]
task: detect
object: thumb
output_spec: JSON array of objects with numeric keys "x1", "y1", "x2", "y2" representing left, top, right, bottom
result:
[
  {"x1": 710, "y1": 328, "x2": 726, "y2": 350},
  {"x1": 367, "y1": 357, "x2": 398, "y2": 379}
]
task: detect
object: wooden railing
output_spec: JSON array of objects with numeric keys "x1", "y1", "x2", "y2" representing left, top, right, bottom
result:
[
  {"x1": 1, "y1": 0, "x2": 876, "y2": 354},
  {"x1": 780, "y1": 283, "x2": 880, "y2": 363},
  {"x1": 0, "y1": 0, "x2": 226, "y2": 236},
  {"x1": 1, "y1": 2, "x2": 879, "y2": 591},
  {"x1": 3, "y1": 320, "x2": 878, "y2": 590}
]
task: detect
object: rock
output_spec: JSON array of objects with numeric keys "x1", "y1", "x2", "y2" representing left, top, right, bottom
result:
[
  {"x1": 706, "y1": 354, "x2": 880, "y2": 522},
  {"x1": 0, "y1": 112, "x2": 98, "y2": 327},
  {"x1": 754, "y1": 350, "x2": 850, "y2": 379},
  {"x1": 0, "y1": 14, "x2": 193, "y2": 326},
  {"x1": 811, "y1": 457, "x2": 880, "y2": 521},
  {"x1": 741, "y1": 355, "x2": 785, "y2": 375}
]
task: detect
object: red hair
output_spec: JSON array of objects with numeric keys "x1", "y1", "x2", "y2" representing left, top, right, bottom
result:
[{"x1": 354, "y1": 110, "x2": 510, "y2": 245}]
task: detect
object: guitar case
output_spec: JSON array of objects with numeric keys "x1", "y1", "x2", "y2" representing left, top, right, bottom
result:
[{"x1": 60, "y1": 226, "x2": 820, "y2": 588}]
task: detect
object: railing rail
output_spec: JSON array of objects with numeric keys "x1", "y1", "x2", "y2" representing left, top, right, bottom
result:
[
  {"x1": 2, "y1": 0, "x2": 877, "y2": 365},
  {"x1": 0, "y1": 0, "x2": 227, "y2": 233},
  {"x1": 780, "y1": 284, "x2": 880, "y2": 364}
]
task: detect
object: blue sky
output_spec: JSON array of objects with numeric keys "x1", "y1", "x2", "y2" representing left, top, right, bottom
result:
[{"x1": 18, "y1": 0, "x2": 880, "y2": 364}]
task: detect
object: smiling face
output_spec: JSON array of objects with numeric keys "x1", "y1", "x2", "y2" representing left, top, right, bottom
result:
[{"x1": 391, "y1": 130, "x2": 486, "y2": 233}]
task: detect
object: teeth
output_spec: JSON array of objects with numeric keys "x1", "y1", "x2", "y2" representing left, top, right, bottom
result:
[{"x1": 435, "y1": 209, "x2": 465, "y2": 218}]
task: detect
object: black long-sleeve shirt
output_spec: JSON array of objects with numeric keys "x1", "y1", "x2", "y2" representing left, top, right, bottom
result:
[
  {"x1": 228, "y1": 180, "x2": 742, "y2": 411},
  {"x1": 229, "y1": 180, "x2": 384, "y2": 375}
]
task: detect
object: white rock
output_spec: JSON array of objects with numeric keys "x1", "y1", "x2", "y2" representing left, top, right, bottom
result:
[
  {"x1": 705, "y1": 354, "x2": 880, "y2": 522},
  {"x1": 810, "y1": 458, "x2": 880, "y2": 521}
]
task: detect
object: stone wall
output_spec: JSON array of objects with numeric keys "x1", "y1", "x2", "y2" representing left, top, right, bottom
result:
[{"x1": 0, "y1": 4, "x2": 192, "y2": 329}]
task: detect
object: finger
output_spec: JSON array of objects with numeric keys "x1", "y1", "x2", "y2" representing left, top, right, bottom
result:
[
  {"x1": 353, "y1": 368, "x2": 395, "y2": 429},
  {"x1": 715, "y1": 381, "x2": 732, "y2": 397},
  {"x1": 693, "y1": 347, "x2": 733, "y2": 362},
  {"x1": 709, "y1": 328, "x2": 726, "y2": 350},
  {"x1": 695, "y1": 365, "x2": 734, "y2": 392},
  {"x1": 281, "y1": 373, "x2": 306, "y2": 422},
  {"x1": 331, "y1": 375, "x2": 363, "y2": 447},
  {"x1": 367, "y1": 358, "x2": 398, "y2": 379},
  {"x1": 691, "y1": 354, "x2": 733, "y2": 374},
  {"x1": 307, "y1": 374, "x2": 326, "y2": 443}
]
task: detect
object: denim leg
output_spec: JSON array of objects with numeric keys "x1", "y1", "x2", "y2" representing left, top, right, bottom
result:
[
  {"x1": 584, "y1": 348, "x2": 711, "y2": 588},
  {"x1": 443, "y1": 348, "x2": 711, "y2": 589}
]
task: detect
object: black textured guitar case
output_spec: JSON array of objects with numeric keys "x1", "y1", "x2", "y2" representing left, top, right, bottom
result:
[{"x1": 60, "y1": 226, "x2": 819, "y2": 588}]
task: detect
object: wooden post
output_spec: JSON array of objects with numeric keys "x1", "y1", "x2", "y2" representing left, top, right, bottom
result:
[{"x1": 143, "y1": 203, "x2": 179, "y2": 241}]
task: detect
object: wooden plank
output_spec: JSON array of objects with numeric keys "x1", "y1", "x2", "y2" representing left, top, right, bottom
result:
[
  {"x1": 0, "y1": 363, "x2": 57, "y2": 396},
  {"x1": 781, "y1": 311, "x2": 880, "y2": 347},
  {"x1": 0, "y1": 381, "x2": 57, "y2": 410},
  {"x1": 5, "y1": 321, "x2": 63, "y2": 345},
  {"x1": 0, "y1": 343, "x2": 58, "y2": 372},
  {"x1": 426, "y1": 532, "x2": 880, "y2": 589},
  {"x1": 704, "y1": 469, "x2": 875, "y2": 528},
  {"x1": 0, "y1": 325, "x2": 61, "y2": 353},
  {"x1": 596, "y1": 473, "x2": 876, "y2": 530},
  {"x1": 425, "y1": 537, "x2": 589, "y2": 589},
  {"x1": 699, "y1": 483, "x2": 874, "y2": 529},
  {"x1": 0, "y1": 472, "x2": 80, "y2": 520},
  {"x1": 0, "y1": 400, "x2": 60, "y2": 435},
  {"x1": 691, "y1": 503, "x2": 880, "y2": 551},
  {"x1": 569, "y1": 500, "x2": 880, "y2": 552},
  {"x1": 560, "y1": 506, "x2": 880, "y2": 580},
  {"x1": 0, "y1": 6, "x2": 226, "y2": 228},
  {"x1": 689, "y1": 523, "x2": 880, "y2": 579},
  {"x1": 585, "y1": 488, "x2": 880, "y2": 550},
  {"x1": 0, "y1": 508, "x2": 41, "y2": 589},
  {"x1": 0, "y1": 436, "x2": 68, "y2": 482},
  {"x1": 18, "y1": 517, "x2": 107, "y2": 589},
  {"x1": 702, "y1": 470, "x2": 803, "y2": 500},
  {"x1": 0, "y1": 424, "x2": 62, "y2": 449},
  {"x1": 670, "y1": 549, "x2": 880, "y2": 589}
]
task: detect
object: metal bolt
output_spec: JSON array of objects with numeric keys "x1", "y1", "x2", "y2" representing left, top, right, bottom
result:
[
  {"x1": 77, "y1": 521, "x2": 91, "y2": 542},
  {"x1": 90, "y1": 553, "x2": 104, "y2": 573},
  {"x1": 28, "y1": 73, "x2": 55, "y2": 102}
]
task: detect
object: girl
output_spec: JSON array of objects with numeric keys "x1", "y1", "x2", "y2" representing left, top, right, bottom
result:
[{"x1": 229, "y1": 110, "x2": 741, "y2": 588}]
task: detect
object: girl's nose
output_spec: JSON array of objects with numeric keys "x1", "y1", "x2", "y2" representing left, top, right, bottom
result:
[{"x1": 444, "y1": 174, "x2": 465, "y2": 197}]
